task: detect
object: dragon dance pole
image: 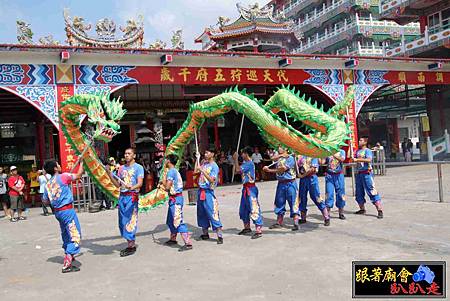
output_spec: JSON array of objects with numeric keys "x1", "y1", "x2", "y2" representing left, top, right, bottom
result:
[
  {"x1": 346, "y1": 106, "x2": 356, "y2": 197},
  {"x1": 69, "y1": 136, "x2": 95, "y2": 173},
  {"x1": 194, "y1": 127, "x2": 200, "y2": 166},
  {"x1": 231, "y1": 114, "x2": 245, "y2": 183}
]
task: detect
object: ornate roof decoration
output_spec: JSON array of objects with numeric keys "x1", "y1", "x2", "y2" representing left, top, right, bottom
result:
[
  {"x1": 38, "y1": 35, "x2": 60, "y2": 46},
  {"x1": 236, "y1": 2, "x2": 277, "y2": 22},
  {"x1": 16, "y1": 20, "x2": 34, "y2": 45},
  {"x1": 196, "y1": 2, "x2": 296, "y2": 41},
  {"x1": 171, "y1": 29, "x2": 184, "y2": 50},
  {"x1": 63, "y1": 8, "x2": 144, "y2": 48},
  {"x1": 148, "y1": 39, "x2": 167, "y2": 50}
]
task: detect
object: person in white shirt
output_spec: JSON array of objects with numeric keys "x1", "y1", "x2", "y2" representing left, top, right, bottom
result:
[
  {"x1": 38, "y1": 170, "x2": 52, "y2": 216},
  {"x1": 251, "y1": 147, "x2": 263, "y2": 181}
]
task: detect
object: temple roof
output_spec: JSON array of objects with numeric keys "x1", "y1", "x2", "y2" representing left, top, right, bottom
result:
[{"x1": 195, "y1": 3, "x2": 297, "y2": 43}]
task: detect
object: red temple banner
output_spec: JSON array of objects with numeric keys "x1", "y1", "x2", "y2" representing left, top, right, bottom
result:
[{"x1": 56, "y1": 84, "x2": 77, "y2": 172}]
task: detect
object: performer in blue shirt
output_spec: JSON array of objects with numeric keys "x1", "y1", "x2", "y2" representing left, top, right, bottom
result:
[
  {"x1": 353, "y1": 137, "x2": 383, "y2": 219},
  {"x1": 263, "y1": 146, "x2": 300, "y2": 231},
  {"x1": 43, "y1": 160, "x2": 84, "y2": 273},
  {"x1": 194, "y1": 149, "x2": 224, "y2": 244},
  {"x1": 323, "y1": 149, "x2": 346, "y2": 220},
  {"x1": 161, "y1": 154, "x2": 193, "y2": 251},
  {"x1": 298, "y1": 155, "x2": 330, "y2": 226},
  {"x1": 108, "y1": 148, "x2": 144, "y2": 257},
  {"x1": 233, "y1": 146, "x2": 263, "y2": 239}
]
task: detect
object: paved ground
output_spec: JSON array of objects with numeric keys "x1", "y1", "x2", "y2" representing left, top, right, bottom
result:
[{"x1": 0, "y1": 165, "x2": 449, "y2": 301}]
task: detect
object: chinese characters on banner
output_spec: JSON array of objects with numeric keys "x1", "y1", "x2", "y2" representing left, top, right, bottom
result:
[
  {"x1": 345, "y1": 86, "x2": 359, "y2": 156},
  {"x1": 56, "y1": 85, "x2": 77, "y2": 172},
  {"x1": 353, "y1": 261, "x2": 445, "y2": 298},
  {"x1": 156, "y1": 67, "x2": 297, "y2": 85},
  {"x1": 385, "y1": 71, "x2": 447, "y2": 85},
  {"x1": 122, "y1": 66, "x2": 450, "y2": 85}
]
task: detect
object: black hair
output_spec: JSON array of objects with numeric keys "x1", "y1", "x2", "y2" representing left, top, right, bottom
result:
[
  {"x1": 241, "y1": 146, "x2": 254, "y2": 156},
  {"x1": 166, "y1": 154, "x2": 178, "y2": 166},
  {"x1": 206, "y1": 148, "x2": 215, "y2": 154},
  {"x1": 125, "y1": 147, "x2": 136, "y2": 154},
  {"x1": 44, "y1": 160, "x2": 58, "y2": 176}
]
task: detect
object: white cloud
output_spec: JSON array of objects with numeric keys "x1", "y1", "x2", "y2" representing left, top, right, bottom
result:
[{"x1": 114, "y1": 0, "x2": 263, "y2": 49}]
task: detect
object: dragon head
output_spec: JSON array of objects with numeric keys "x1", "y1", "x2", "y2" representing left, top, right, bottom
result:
[{"x1": 84, "y1": 93, "x2": 127, "y2": 143}]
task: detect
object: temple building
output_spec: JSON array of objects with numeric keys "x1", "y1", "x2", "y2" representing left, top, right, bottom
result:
[
  {"x1": 379, "y1": 0, "x2": 450, "y2": 137},
  {"x1": 195, "y1": 3, "x2": 299, "y2": 52},
  {"x1": 270, "y1": 0, "x2": 421, "y2": 56}
]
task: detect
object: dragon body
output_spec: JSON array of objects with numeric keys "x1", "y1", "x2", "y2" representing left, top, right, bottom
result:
[{"x1": 60, "y1": 86, "x2": 354, "y2": 211}]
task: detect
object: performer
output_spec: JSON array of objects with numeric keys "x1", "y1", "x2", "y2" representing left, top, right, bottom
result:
[
  {"x1": 194, "y1": 149, "x2": 224, "y2": 244},
  {"x1": 161, "y1": 154, "x2": 193, "y2": 251},
  {"x1": 108, "y1": 148, "x2": 144, "y2": 257},
  {"x1": 263, "y1": 146, "x2": 300, "y2": 231},
  {"x1": 42, "y1": 160, "x2": 84, "y2": 273},
  {"x1": 323, "y1": 149, "x2": 346, "y2": 220},
  {"x1": 298, "y1": 155, "x2": 330, "y2": 226},
  {"x1": 353, "y1": 137, "x2": 383, "y2": 219},
  {"x1": 232, "y1": 146, "x2": 263, "y2": 239}
]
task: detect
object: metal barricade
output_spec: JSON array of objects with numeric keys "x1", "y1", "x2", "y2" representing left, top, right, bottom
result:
[
  {"x1": 344, "y1": 161, "x2": 449, "y2": 203},
  {"x1": 372, "y1": 149, "x2": 386, "y2": 176},
  {"x1": 71, "y1": 174, "x2": 98, "y2": 212}
]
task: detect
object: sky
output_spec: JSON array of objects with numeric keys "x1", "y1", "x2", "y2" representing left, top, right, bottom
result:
[{"x1": 0, "y1": 0, "x2": 261, "y2": 49}]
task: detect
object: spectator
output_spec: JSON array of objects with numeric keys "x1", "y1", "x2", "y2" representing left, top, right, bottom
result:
[
  {"x1": 218, "y1": 151, "x2": 229, "y2": 183},
  {"x1": 251, "y1": 147, "x2": 263, "y2": 181},
  {"x1": 0, "y1": 166, "x2": 11, "y2": 219},
  {"x1": 108, "y1": 157, "x2": 116, "y2": 172},
  {"x1": 401, "y1": 138, "x2": 409, "y2": 161},
  {"x1": 372, "y1": 142, "x2": 384, "y2": 151},
  {"x1": 28, "y1": 164, "x2": 40, "y2": 207},
  {"x1": 8, "y1": 166, "x2": 26, "y2": 222},
  {"x1": 405, "y1": 139, "x2": 413, "y2": 162},
  {"x1": 38, "y1": 170, "x2": 52, "y2": 216}
]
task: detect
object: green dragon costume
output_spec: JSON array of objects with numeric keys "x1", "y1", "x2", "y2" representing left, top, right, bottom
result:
[{"x1": 59, "y1": 85, "x2": 354, "y2": 212}]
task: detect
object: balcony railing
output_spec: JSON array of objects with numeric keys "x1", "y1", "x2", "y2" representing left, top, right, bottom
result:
[
  {"x1": 282, "y1": 0, "x2": 380, "y2": 18},
  {"x1": 282, "y1": 0, "x2": 315, "y2": 17},
  {"x1": 379, "y1": 0, "x2": 408, "y2": 15},
  {"x1": 385, "y1": 24, "x2": 450, "y2": 56},
  {"x1": 293, "y1": 14, "x2": 420, "y2": 53},
  {"x1": 293, "y1": 0, "x2": 346, "y2": 33},
  {"x1": 293, "y1": 19, "x2": 357, "y2": 53}
]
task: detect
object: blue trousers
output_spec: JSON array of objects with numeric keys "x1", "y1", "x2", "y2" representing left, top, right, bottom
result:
[
  {"x1": 355, "y1": 173, "x2": 381, "y2": 204},
  {"x1": 239, "y1": 185, "x2": 263, "y2": 226},
  {"x1": 166, "y1": 195, "x2": 189, "y2": 234},
  {"x1": 118, "y1": 194, "x2": 139, "y2": 241},
  {"x1": 55, "y1": 208, "x2": 81, "y2": 255},
  {"x1": 325, "y1": 173, "x2": 346, "y2": 209},
  {"x1": 299, "y1": 175, "x2": 326, "y2": 212},
  {"x1": 197, "y1": 189, "x2": 222, "y2": 230},
  {"x1": 274, "y1": 181, "x2": 299, "y2": 218}
]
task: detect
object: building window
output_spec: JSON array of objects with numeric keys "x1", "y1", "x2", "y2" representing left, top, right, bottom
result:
[
  {"x1": 442, "y1": 8, "x2": 450, "y2": 29},
  {"x1": 428, "y1": 12, "x2": 441, "y2": 29}
]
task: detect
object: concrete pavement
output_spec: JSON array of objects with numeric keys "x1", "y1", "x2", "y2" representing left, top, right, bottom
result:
[{"x1": 0, "y1": 165, "x2": 449, "y2": 301}]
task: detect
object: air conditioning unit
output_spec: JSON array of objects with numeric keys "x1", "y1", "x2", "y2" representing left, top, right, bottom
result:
[{"x1": 344, "y1": 58, "x2": 359, "y2": 68}]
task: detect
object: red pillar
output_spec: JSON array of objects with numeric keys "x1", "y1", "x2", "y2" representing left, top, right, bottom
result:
[
  {"x1": 36, "y1": 120, "x2": 45, "y2": 168},
  {"x1": 392, "y1": 119, "x2": 400, "y2": 151},
  {"x1": 214, "y1": 121, "x2": 220, "y2": 150},
  {"x1": 104, "y1": 142, "x2": 109, "y2": 158},
  {"x1": 419, "y1": 16, "x2": 427, "y2": 34},
  {"x1": 56, "y1": 85, "x2": 76, "y2": 172},
  {"x1": 199, "y1": 124, "x2": 209, "y2": 152},
  {"x1": 129, "y1": 124, "x2": 136, "y2": 148},
  {"x1": 48, "y1": 126, "x2": 55, "y2": 159}
]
